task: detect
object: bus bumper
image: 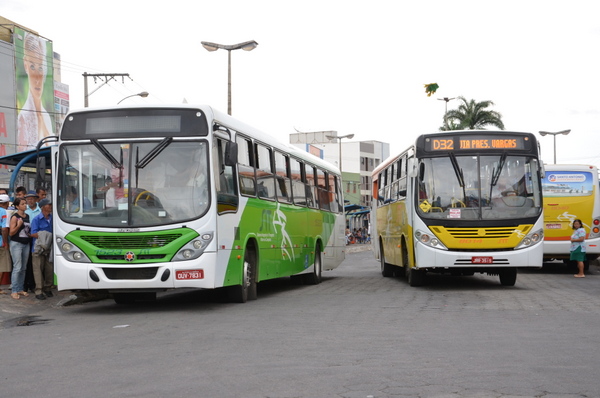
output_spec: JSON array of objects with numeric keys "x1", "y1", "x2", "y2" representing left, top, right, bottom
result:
[
  {"x1": 415, "y1": 242, "x2": 543, "y2": 270},
  {"x1": 55, "y1": 252, "x2": 220, "y2": 291}
]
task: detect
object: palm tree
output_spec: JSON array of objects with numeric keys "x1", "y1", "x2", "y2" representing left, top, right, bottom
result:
[{"x1": 442, "y1": 96, "x2": 505, "y2": 130}]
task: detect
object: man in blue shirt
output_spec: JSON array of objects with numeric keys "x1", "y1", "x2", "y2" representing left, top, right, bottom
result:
[
  {"x1": 23, "y1": 190, "x2": 41, "y2": 293},
  {"x1": 25, "y1": 190, "x2": 40, "y2": 219},
  {"x1": 31, "y1": 198, "x2": 53, "y2": 300}
]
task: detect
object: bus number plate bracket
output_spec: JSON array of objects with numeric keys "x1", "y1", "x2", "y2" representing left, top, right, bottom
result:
[
  {"x1": 471, "y1": 256, "x2": 493, "y2": 264},
  {"x1": 176, "y1": 269, "x2": 204, "y2": 280}
]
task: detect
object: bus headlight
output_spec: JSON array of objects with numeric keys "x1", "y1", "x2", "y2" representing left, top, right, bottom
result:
[
  {"x1": 515, "y1": 228, "x2": 544, "y2": 250},
  {"x1": 173, "y1": 232, "x2": 214, "y2": 262},
  {"x1": 415, "y1": 230, "x2": 447, "y2": 250},
  {"x1": 56, "y1": 235, "x2": 91, "y2": 263}
]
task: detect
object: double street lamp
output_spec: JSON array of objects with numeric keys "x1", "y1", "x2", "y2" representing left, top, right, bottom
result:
[
  {"x1": 437, "y1": 97, "x2": 456, "y2": 130},
  {"x1": 326, "y1": 133, "x2": 355, "y2": 173},
  {"x1": 201, "y1": 40, "x2": 258, "y2": 115},
  {"x1": 538, "y1": 129, "x2": 571, "y2": 164},
  {"x1": 117, "y1": 91, "x2": 149, "y2": 104}
]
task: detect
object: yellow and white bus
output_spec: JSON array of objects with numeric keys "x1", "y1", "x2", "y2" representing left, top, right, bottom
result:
[
  {"x1": 372, "y1": 131, "x2": 545, "y2": 286},
  {"x1": 542, "y1": 164, "x2": 600, "y2": 268}
]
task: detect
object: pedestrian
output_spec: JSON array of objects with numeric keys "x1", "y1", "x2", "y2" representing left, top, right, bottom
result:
[
  {"x1": 0, "y1": 194, "x2": 10, "y2": 294},
  {"x1": 30, "y1": 198, "x2": 53, "y2": 300},
  {"x1": 570, "y1": 219, "x2": 586, "y2": 278},
  {"x1": 24, "y1": 190, "x2": 40, "y2": 293},
  {"x1": 9, "y1": 198, "x2": 31, "y2": 299}
]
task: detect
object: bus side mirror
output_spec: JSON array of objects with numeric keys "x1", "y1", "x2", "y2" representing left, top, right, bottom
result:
[
  {"x1": 36, "y1": 156, "x2": 46, "y2": 187},
  {"x1": 407, "y1": 158, "x2": 417, "y2": 178},
  {"x1": 225, "y1": 141, "x2": 238, "y2": 167}
]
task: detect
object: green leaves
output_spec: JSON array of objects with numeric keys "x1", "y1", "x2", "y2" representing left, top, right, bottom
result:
[{"x1": 424, "y1": 83, "x2": 439, "y2": 97}]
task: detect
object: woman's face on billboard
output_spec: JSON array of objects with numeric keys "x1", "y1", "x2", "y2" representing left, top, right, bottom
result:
[{"x1": 24, "y1": 46, "x2": 45, "y2": 102}]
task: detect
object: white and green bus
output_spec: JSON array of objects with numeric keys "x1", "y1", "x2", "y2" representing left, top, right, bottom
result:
[{"x1": 45, "y1": 105, "x2": 345, "y2": 303}]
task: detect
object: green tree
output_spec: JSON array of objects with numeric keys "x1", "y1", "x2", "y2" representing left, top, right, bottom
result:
[{"x1": 441, "y1": 96, "x2": 505, "y2": 131}]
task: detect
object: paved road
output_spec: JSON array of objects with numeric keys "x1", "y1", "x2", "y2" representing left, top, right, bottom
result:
[{"x1": 1, "y1": 245, "x2": 600, "y2": 398}]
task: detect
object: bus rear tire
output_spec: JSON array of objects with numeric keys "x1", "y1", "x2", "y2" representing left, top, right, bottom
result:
[
  {"x1": 380, "y1": 241, "x2": 394, "y2": 277},
  {"x1": 228, "y1": 246, "x2": 257, "y2": 303},
  {"x1": 499, "y1": 267, "x2": 517, "y2": 286},
  {"x1": 303, "y1": 244, "x2": 322, "y2": 285}
]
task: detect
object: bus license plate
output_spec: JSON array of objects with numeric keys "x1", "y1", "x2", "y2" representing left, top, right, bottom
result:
[
  {"x1": 176, "y1": 269, "x2": 204, "y2": 280},
  {"x1": 471, "y1": 256, "x2": 493, "y2": 264}
]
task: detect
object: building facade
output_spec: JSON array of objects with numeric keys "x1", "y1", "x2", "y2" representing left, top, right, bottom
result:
[
  {"x1": 0, "y1": 16, "x2": 68, "y2": 189},
  {"x1": 289, "y1": 131, "x2": 389, "y2": 209}
]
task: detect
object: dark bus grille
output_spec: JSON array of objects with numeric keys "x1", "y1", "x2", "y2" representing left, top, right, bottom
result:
[{"x1": 103, "y1": 267, "x2": 159, "y2": 280}]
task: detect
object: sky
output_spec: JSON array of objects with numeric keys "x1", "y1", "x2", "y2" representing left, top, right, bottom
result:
[{"x1": 4, "y1": 0, "x2": 600, "y2": 166}]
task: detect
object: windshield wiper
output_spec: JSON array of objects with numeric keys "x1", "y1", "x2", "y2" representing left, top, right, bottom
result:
[
  {"x1": 449, "y1": 152, "x2": 465, "y2": 187},
  {"x1": 491, "y1": 152, "x2": 507, "y2": 186},
  {"x1": 91, "y1": 139, "x2": 122, "y2": 169},
  {"x1": 135, "y1": 137, "x2": 173, "y2": 169},
  {"x1": 489, "y1": 152, "x2": 508, "y2": 200}
]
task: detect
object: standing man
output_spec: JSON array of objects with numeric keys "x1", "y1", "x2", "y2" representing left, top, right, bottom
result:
[
  {"x1": 0, "y1": 195, "x2": 11, "y2": 294},
  {"x1": 24, "y1": 190, "x2": 41, "y2": 293},
  {"x1": 36, "y1": 188, "x2": 47, "y2": 202},
  {"x1": 31, "y1": 198, "x2": 53, "y2": 300}
]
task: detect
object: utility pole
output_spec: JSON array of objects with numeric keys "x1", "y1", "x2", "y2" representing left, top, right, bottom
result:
[{"x1": 83, "y1": 72, "x2": 130, "y2": 107}]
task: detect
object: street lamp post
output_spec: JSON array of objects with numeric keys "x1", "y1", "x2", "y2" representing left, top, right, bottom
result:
[
  {"x1": 117, "y1": 91, "x2": 149, "y2": 104},
  {"x1": 538, "y1": 129, "x2": 571, "y2": 164},
  {"x1": 326, "y1": 133, "x2": 355, "y2": 173},
  {"x1": 201, "y1": 40, "x2": 258, "y2": 115},
  {"x1": 437, "y1": 97, "x2": 456, "y2": 130}
]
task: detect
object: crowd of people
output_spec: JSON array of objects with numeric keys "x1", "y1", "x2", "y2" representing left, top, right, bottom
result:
[
  {"x1": 346, "y1": 227, "x2": 370, "y2": 245},
  {"x1": 0, "y1": 186, "x2": 54, "y2": 300}
]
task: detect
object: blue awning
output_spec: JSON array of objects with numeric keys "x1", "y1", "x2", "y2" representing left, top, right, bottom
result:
[{"x1": 0, "y1": 147, "x2": 52, "y2": 167}]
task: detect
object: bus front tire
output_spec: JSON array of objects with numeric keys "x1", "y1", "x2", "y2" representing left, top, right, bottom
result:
[
  {"x1": 499, "y1": 267, "x2": 517, "y2": 286},
  {"x1": 228, "y1": 247, "x2": 257, "y2": 303},
  {"x1": 407, "y1": 267, "x2": 425, "y2": 287}
]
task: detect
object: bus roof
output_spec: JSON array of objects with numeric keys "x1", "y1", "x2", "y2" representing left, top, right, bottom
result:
[
  {"x1": 544, "y1": 164, "x2": 598, "y2": 171},
  {"x1": 65, "y1": 104, "x2": 341, "y2": 176}
]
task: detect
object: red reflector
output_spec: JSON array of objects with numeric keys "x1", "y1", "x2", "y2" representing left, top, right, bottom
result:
[{"x1": 594, "y1": 219, "x2": 600, "y2": 225}]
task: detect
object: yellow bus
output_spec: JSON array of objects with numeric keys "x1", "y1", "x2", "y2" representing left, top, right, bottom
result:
[
  {"x1": 542, "y1": 164, "x2": 600, "y2": 269},
  {"x1": 372, "y1": 131, "x2": 545, "y2": 286}
]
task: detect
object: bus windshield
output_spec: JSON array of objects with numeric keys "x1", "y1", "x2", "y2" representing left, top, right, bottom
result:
[
  {"x1": 57, "y1": 140, "x2": 210, "y2": 227},
  {"x1": 416, "y1": 154, "x2": 542, "y2": 220}
]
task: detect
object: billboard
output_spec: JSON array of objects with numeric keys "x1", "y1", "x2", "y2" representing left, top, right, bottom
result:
[
  {"x1": 14, "y1": 27, "x2": 55, "y2": 152},
  {"x1": 0, "y1": 39, "x2": 16, "y2": 179}
]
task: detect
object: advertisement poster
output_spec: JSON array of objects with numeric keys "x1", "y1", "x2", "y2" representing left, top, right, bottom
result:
[
  {"x1": 542, "y1": 171, "x2": 594, "y2": 197},
  {"x1": 14, "y1": 27, "x2": 54, "y2": 152}
]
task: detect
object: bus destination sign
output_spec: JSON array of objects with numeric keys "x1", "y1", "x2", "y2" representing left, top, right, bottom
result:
[{"x1": 426, "y1": 135, "x2": 528, "y2": 152}]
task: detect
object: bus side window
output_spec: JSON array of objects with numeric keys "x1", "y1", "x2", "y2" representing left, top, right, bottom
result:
[
  {"x1": 317, "y1": 168, "x2": 330, "y2": 211},
  {"x1": 256, "y1": 143, "x2": 276, "y2": 201},
  {"x1": 290, "y1": 158, "x2": 306, "y2": 206},
  {"x1": 305, "y1": 164, "x2": 318, "y2": 209},
  {"x1": 236, "y1": 135, "x2": 256, "y2": 196},
  {"x1": 274, "y1": 151, "x2": 292, "y2": 204},
  {"x1": 214, "y1": 137, "x2": 238, "y2": 214}
]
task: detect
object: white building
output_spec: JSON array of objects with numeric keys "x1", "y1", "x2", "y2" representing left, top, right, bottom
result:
[{"x1": 289, "y1": 131, "x2": 389, "y2": 208}]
